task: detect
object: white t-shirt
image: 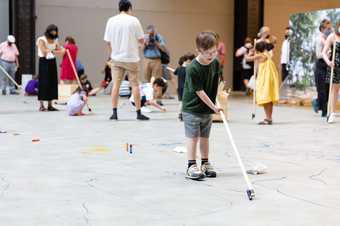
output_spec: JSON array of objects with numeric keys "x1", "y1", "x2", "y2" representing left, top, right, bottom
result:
[
  {"x1": 36, "y1": 36, "x2": 58, "y2": 58},
  {"x1": 104, "y1": 13, "x2": 144, "y2": 63},
  {"x1": 130, "y1": 83, "x2": 153, "y2": 103},
  {"x1": 315, "y1": 33, "x2": 326, "y2": 59},
  {"x1": 67, "y1": 92, "x2": 86, "y2": 116},
  {"x1": 280, "y1": 39, "x2": 290, "y2": 64}
]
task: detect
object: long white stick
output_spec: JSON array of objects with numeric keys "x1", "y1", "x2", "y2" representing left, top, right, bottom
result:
[
  {"x1": 217, "y1": 100, "x2": 254, "y2": 192},
  {"x1": 0, "y1": 64, "x2": 21, "y2": 88},
  {"x1": 327, "y1": 42, "x2": 336, "y2": 119},
  {"x1": 252, "y1": 39, "x2": 257, "y2": 120}
]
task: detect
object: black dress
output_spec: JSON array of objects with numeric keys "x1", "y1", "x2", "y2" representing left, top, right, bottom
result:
[
  {"x1": 326, "y1": 41, "x2": 340, "y2": 84},
  {"x1": 38, "y1": 57, "x2": 58, "y2": 101}
]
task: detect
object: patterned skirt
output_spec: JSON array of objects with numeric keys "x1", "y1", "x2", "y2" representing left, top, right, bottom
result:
[{"x1": 326, "y1": 42, "x2": 340, "y2": 84}]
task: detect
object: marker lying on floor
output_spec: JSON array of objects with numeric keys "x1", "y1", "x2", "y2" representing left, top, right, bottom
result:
[
  {"x1": 32, "y1": 137, "x2": 40, "y2": 142},
  {"x1": 129, "y1": 144, "x2": 133, "y2": 154}
]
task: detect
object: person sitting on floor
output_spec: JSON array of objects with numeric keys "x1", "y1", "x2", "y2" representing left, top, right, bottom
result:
[
  {"x1": 129, "y1": 78, "x2": 168, "y2": 113},
  {"x1": 25, "y1": 75, "x2": 39, "y2": 96}
]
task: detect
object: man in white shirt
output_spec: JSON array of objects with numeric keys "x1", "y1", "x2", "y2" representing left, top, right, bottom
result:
[
  {"x1": 280, "y1": 27, "x2": 292, "y2": 83},
  {"x1": 104, "y1": 0, "x2": 149, "y2": 121}
]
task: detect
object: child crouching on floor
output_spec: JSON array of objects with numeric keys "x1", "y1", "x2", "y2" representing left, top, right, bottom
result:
[
  {"x1": 130, "y1": 78, "x2": 168, "y2": 112},
  {"x1": 67, "y1": 75, "x2": 90, "y2": 116},
  {"x1": 67, "y1": 87, "x2": 88, "y2": 116}
]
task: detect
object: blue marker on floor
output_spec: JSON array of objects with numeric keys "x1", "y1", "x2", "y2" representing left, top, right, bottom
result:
[{"x1": 129, "y1": 144, "x2": 133, "y2": 154}]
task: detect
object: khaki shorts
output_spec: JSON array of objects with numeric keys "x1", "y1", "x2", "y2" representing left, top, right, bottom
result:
[
  {"x1": 144, "y1": 58, "x2": 162, "y2": 82},
  {"x1": 111, "y1": 61, "x2": 140, "y2": 87}
]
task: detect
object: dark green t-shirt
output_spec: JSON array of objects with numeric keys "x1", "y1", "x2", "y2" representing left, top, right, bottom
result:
[{"x1": 182, "y1": 58, "x2": 221, "y2": 114}]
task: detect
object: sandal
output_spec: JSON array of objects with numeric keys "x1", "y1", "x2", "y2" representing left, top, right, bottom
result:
[
  {"x1": 39, "y1": 106, "x2": 47, "y2": 112},
  {"x1": 258, "y1": 119, "x2": 273, "y2": 125},
  {"x1": 47, "y1": 106, "x2": 59, "y2": 111}
]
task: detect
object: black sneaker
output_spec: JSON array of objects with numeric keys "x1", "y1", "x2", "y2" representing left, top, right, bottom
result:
[
  {"x1": 186, "y1": 164, "x2": 205, "y2": 180},
  {"x1": 321, "y1": 111, "x2": 327, "y2": 118},
  {"x1": 47, "y1": 106, "x2": 59, "y2": 111},
  {"x1": 312, "y1": 99, "x2": 319, "y2": 113},
  {"x1": 201, "y1": 162, "x2": 217, "y2": 178},
  {"x1": 178, "y1": 113, "x2": 183, "y2": 121},
  {"x1": 109, "y1": 113, "x2": 118, "y2": 120},
  {"x1": 137, "y1": 114, "x2": 150, "y2": 121}
]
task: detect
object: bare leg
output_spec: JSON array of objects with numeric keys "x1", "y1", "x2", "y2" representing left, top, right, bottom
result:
[
  {"x1": 243, "y1": 79, "x2": 249, "y2": 87},
  {"x1": 330, "y1": 84, "x2": 340, "y2": 113},
  {"x1": 187, "y1": 137, "x2": 199, "y2": 161},
  {"x1": 268, "y1": 102, "x2": 273, "y2": 121},
  {"x1": 199, "y1": 137, "x2": 209, "y2": 160},
  {"x1": 131, "y1": 83, "x2": 141, "y2": 111},
  {"x1": 263, "y1": 103, "x2": 272, "y2": 121},
  {"x1": 111, "y1": 82, "x2": 121, "y2": 108}
]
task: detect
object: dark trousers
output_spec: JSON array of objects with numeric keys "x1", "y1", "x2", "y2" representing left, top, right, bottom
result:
[
  {"x1": 281, "y1": 64, "x2": 289, "y2": 82},
  {"x1": 314, "y1": 59, "x2": 329, "y2": 114}
]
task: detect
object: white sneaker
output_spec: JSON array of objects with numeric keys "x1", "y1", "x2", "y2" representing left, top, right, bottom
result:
[
  {"x1": 327, "y1": 113, "x2": 336, "y2": 124},
  {"x1": 141, "y1": 106, "x2": 152, "y2": 113}
]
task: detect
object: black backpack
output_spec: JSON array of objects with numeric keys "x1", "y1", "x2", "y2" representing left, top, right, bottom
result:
[{"x1": 156, "y1": 34, "x2": 170, "y2": 64}]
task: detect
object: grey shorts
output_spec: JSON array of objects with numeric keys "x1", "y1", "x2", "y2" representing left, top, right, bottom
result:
[{"x1": 183, "y1": 112, "x2": 212, "y2": 138}]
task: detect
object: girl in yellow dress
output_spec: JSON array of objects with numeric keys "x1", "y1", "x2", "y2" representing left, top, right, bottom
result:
[{"x1": 249, "y1": 41, "x2": 279, "y2": 125}]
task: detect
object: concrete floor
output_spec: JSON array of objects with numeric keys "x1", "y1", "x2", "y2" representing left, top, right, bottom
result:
[{"x1": 0, "y1": 94, "x2": 340, "y2": 226}]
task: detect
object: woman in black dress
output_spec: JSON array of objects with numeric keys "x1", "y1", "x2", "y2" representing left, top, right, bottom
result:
[
  {"x1": 36, "y1": 24, "x2": 63, "y2": 111},
  {"x1": 322, "y1": 21, "x2": 340, "y2": 123}
]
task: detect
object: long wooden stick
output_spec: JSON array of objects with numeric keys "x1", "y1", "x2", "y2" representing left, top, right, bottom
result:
[
  {"x1": 65, "y1": 50, "x2": 83, "y2": 90},
  {"x1": 65, "y1": 49, "x2": 92, "y2": 112},
  {"x1": 327, "y1": 42, "x2": 336, "y2": 120}
]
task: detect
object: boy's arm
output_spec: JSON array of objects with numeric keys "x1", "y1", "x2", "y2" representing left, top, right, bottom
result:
[
  {"x1": 147, "y1": 100, "x2": 166, "y2": 112},
  {"x1": 196, "y1": 90, "x2": 223, "y2": 114}
]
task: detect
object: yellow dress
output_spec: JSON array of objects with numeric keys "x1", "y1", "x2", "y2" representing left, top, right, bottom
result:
[{"x1": 256, "y1": 51, "x2": 279, "y2": 106}]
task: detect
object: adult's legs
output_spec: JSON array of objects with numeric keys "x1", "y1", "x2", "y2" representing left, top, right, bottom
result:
[
  {"x1": 7, "y1": 63, "x2": 17, "y2": 93},
  {"x1": 330, "y1": 84, "x2": 340, "y2": 113},
  {"x1": 0, "y1": 61, "x2": 6, "y2": 94},
  {"x1": 263, "y1": 102, "x2": 273, "y2": 121},
  {"x1": 111, "y1": 66, "x2": 124, "y2": 109},
  {"x1": 144, "y1": 58, "x2": 152, "y2": 82}
]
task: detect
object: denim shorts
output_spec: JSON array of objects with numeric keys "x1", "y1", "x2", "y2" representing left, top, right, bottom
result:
[{"x1": 183, "y1": 112, "x2": 212, "y2": 138}]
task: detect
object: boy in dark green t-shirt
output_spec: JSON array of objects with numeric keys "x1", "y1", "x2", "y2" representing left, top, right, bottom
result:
[{"x1": 182, "y1": 31, "x2": 223, "y2": 180}]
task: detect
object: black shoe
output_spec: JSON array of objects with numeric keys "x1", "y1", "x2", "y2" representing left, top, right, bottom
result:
[
  {"x1": 109, "y1": 113, "x2": 118, "y2": 120},
  {"x1": 47, "y1": 106, "x2": 59, "y2": 111},
  {"x1": 201, "y1": 162, "x2": 217, "y2": 178},
  {"x1": 178, "y1": 113, "x2": 183, "y2": 121},
  {"x1": 137, "y1": 114, "x2": 150, "y2": 121},
  {"x1": 312, "y1": 99, "x2": 319, "y2": 113}
]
